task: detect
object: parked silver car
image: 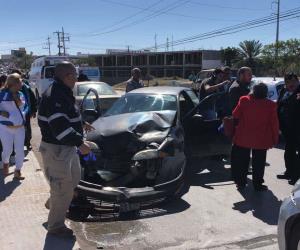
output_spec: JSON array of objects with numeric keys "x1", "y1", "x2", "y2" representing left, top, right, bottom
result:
[{"x1": 278, "y1": 180, "x2": 300, "y2": 250}]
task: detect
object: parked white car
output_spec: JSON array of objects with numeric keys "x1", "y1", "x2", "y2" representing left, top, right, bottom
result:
[
  {"x1": 278, "y1": 180, "x2": 300, "y2": 250},
  {"x1": 251, "y1": 77, "x2": 285, "y2": 102},
  {"x1": 74, "y1": 81, "x2": 124, "y2": 113}
]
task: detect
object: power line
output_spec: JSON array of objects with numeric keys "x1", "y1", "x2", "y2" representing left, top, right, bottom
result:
[
  {"x1": 189, "y1": 0, "x2": 266, "y2": 11},
  {"x1": 73, "y1": 0, "x2": 191, "y2": 37},
  {"x1": 74, "y1": 0, "x2": 164, "y2": 37},
  {"x1": 143, "y1": 7, "x2": 300, "y2": 50},
  {"x1": 95, "y1": 0, "x2": 246, "y2": 22}
]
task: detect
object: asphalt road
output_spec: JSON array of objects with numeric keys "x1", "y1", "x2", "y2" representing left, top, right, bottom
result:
[{"x1": 31, "y1": 119, "x2": 291, "y2": 250}]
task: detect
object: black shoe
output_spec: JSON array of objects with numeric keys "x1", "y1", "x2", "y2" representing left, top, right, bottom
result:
[
  {"x1": 288, "y1": 179, "x2": 298, "y2": 185},
  {"x1": 277, "y1": 173, "x2": 291, "y2": 180},
  {"x1": 254, "y1": 184, "x2": 268, "y2": 192}
]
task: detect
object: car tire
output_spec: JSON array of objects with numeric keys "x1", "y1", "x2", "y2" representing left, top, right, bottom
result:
[
  {"x1": 166, "y1": 160, "x2": 189, "y2": 201},
  {"x1": 289, "y1": 222, "x2": 300, "y2": 250}
]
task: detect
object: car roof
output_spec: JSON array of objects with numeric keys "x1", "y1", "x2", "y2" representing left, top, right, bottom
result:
[
  {"x1": 129, "y1": 86, "x2": 190, "y2": 95},
  {"x1": 75, "y1": 81, "x2": 109, "y2": 85},
  {"x1": 252, "y1": 77, "x2": 284, "y2": 85}
]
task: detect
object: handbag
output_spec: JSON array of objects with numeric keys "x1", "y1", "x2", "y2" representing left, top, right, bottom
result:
[
  {"x1": 222, "y1": 116, "x2": 236, "y2": 140},
  {"x1": 13, "y1": 97, "x2": 26, "y2": 126}
]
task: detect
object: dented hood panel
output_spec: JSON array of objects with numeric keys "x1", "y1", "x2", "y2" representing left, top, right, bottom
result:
[{"x1": 86, "y1": 111, "x2": 177, "y2": 147}]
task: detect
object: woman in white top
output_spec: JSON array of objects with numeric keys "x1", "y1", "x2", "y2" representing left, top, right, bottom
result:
[{"x1": 0, "y1": 73, "x2": 28, "y2": 180}]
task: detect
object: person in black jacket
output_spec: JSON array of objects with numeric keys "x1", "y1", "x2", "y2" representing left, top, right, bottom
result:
[
  {"x1": 38, "y1": 62, "x2": 92, "y2": 238},
  {"x1": 277, "y1": 73, "x2": 300, "y2": 185},
  {"x1": 228, "y1": 67, "x2": 252, "y2": 114}
]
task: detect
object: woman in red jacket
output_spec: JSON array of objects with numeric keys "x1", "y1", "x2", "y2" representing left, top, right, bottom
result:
[{"x1": 231, "y1": 83, "x2": 279, "y2": 191}]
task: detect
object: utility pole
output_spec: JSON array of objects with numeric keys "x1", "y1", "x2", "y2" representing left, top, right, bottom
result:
[
  {"x1": 43, "y1": 36, "x2": 51, "y2": 55},
  {"x1": 61, "y1": 27, "x2": 70, "y2": 56},
  {"x1": 166, "y1": 37, "x2": 169, "y2": 52},
  {"x1": 275, "y1": 0, "x2": 280, "y2": 76},
  {"x1": 172, "y1": 34, "x2": 174, "y2": 51},
  {"x1": 154, "y1": 33, "x2": 157, "y2": 52},
  {"x1": 54, "y1": 31, "x2": 62, "y2": 56}
]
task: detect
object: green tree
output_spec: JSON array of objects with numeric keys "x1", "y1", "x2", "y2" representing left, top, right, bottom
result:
[
  {"x1": 236, "y1": 40, "x2": 263, "y2": 73},
  {"x1": 14, "y1": 54, "x2": 34, "y2": 70},
  {"x1": 261, "y1": 39, "x2": 300, "y2": 75},
  {"x1": 221, "y1": 47, "x2": 239, "y2": 67}
]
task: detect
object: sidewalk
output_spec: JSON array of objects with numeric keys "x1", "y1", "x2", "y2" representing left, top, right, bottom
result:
[{"x1": 0, "y1": 151, "x2": 80, "y2": 250}]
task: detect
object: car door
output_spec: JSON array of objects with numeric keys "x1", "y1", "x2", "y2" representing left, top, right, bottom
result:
[
  {"x1": 182, "y1": 91, "x2": 231, "y2": 158},
  {"x1": 80, "y1": 88, "x2": 101, "y2": 124}
]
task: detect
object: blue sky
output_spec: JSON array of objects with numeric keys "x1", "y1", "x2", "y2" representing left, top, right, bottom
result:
[{"x1": 0, "y1": 0, "x2": 299, "y2": 55}]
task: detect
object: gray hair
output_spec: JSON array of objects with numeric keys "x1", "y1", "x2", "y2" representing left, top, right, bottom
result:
[{"x1": 55, "y1": 61, "x2": 76, "y2": 80}]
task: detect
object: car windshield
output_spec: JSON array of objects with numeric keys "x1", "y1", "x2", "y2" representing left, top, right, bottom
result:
[
  {"x1": 81, "y1": 69, "x2": 99, "y2": 77},
  {"x1": 78, "y1": 83, "x2": 116, "y2": 96},
  {"x1": 104, "y1": 94, "x2": 177, "y2": 117}
]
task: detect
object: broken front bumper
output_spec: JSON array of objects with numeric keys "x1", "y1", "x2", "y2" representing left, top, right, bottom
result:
[{"x1": 75, "y1": 165, "x2": 185, "y2": 204}]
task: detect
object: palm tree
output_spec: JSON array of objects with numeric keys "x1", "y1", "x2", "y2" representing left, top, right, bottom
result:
[{"x1": 237, "y1": 40, "x2": 263, "y2": 72}]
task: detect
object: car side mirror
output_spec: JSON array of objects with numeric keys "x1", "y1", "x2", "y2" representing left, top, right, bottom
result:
[
  {"x1": 82, "y1": 109, "x2": 100, "y2": 124},
  {"x1": 80, "y1": 88, "x2": 101, "y2": 123}
]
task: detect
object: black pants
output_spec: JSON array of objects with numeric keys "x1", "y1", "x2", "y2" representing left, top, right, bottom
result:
[
  {"x1": 231, "y1": 145, "x2": 267, "y2": 186},
  {"x1": 284, "y1": 137, "x2": 300, "y2": 181},
  {"x1": 25, "y1": 114, "x2": 32, "y2": 147}
]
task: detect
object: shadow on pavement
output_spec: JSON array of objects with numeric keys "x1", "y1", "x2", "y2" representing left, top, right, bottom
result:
[
  {"x1": 43, "y1": 233, "x2": 76, "y2": 250},
  {"x1": 187, "y1": 157, "x2": 233, "y2": 189},
  {"x1": 233, "y1": 188, "x2": 282, "y2": 225},
  {"x1": 0, "y1": 174, "x2": 21, "y2": 202}
]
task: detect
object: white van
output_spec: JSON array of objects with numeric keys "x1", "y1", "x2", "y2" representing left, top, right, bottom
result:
[
  {"x1": 251, "y1": 77, "x2": 285, "y2": 102},
  {"x1": 78, "y1": 66, "x2": 100, "y2": 81},
  {"x1": 29, "y1": 56, "x2": 69, "y2": 99}
]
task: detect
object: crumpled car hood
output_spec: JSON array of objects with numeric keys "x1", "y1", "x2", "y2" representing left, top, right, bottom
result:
[{"x1": 86, "y1": 111, "x2": 177, "y2": 156}]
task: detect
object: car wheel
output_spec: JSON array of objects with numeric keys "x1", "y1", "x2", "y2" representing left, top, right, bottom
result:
[
  {"x1": 166, "y1": 161, "x2": 189, "y2": 201},
  {"x1": 290, "y1": 222, "x2": 300, "y2": 250}
]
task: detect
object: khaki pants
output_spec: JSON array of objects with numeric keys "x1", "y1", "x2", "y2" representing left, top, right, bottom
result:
[{"x1": 39, "y1": 141, "x2": 81, "y2": 231}]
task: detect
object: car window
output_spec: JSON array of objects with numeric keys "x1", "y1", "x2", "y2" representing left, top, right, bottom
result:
[
  {"x1": 185, "y1": 90, "x2": 199, "y2": 106},
  {"x1": 179, "y1": 93, "x2": 195, "y2": 119},
  {"x1": 81, "y1": 69, "x2": 99, "y2": 77},
  {"x1": 104, "y1": 94, "x2": 177, "y2": 116},
  {"x1": 44, "y1": 66, "x2": 55, "y2": 79},
  {"x1": 78, "y1": 83, "x2": 116, "y2": 96}
]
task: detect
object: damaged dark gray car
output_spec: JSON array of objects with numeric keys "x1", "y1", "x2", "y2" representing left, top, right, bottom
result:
[{"x1": 73, "y1": 87, "x2": 231, "y2": 217}]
